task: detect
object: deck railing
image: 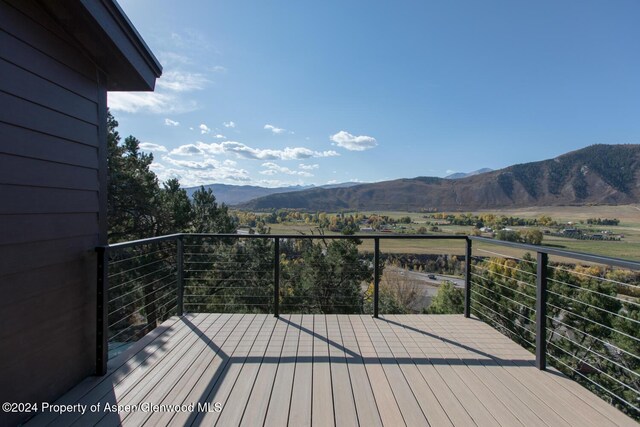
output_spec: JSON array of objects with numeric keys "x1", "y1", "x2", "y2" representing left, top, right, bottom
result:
[{"x1": 97, "y1": 232, "x2": 640, "y2": 418}]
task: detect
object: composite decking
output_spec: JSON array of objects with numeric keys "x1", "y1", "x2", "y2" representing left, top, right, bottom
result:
[{"x1": 27, "y1": 314, "x2": 635, "y2": 427}]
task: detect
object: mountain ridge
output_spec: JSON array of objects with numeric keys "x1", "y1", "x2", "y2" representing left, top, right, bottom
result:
[
  {"x1": 184, "y1": 182, "x2": 360, "y2": 205},
  {"x1": 238, "y1": 144, "x2": 640, "y2": 211},
  {"x1": 444, "y1": 168, "x2": 493, "y2": 179}
]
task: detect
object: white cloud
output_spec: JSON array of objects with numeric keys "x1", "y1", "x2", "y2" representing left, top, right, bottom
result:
[
  {"x1": 109, "y1": 92, "x2": 169, "y2": 113},
  {"x1": 223, "y1": 159, "x2": 237, "y2": 166},
  {"x1": 223, "y1": 121, "x2": 236, "y2": 128},
  {"x1": 163, "y1": 156, "x2": 218, "y2": 170},
  {"x1": 108, "y1": 69, "x2": 205, "y2": 114},
  {"x1": 446, "y1": 169, "x2": 456, "y2": 175},
  {"x1": 326, "y1": 180, "x2": 338, "y2": 184},
  {"x1": 156, "y1": 71, "x2": 209, "y2": 92},
  {"x1": 260, "y1": 162, "x2": 313, "y2": 177},
  {"x1": 153, "y1": 155, "x2": 251, "y2": 187},
  {"x1": 330, "y1": 130, "x2": 378, "y2": 151},
  {"x1": 211, "y1": 65, "x2": 227, "y2": 73},
  {"x1": 164, "y1": 118, "x2": 180, "y2": 127},
  {"x1": 169, "y1": 144, "x2": 205, "y2": 156},
  {"x1": 139, "y1": 142, "x2": 168, "y2": 153},
  {"x1": 196, "y1": 141, "x2": 339, "y2": 160},
  {"x1": 109, "y1": 90, "x2": 198, "y2": 114},
  {"x1": 299, "y1": 163, "x2": 319, "y2": 170},
  {"x1": 199, "y1": 124, "x2": 211, "y2": 134},
  {"x1": 158, "y1": 51, "x2": 191, "y2": 66},
  {"x1": 214, "y1": 134, "x2": 226, "y2": 139},
  {"x1": 264, "y1": 124, "x2": 286, "y2": 134}
]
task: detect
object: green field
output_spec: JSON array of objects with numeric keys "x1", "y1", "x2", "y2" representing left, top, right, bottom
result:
[{"x1": 256, "y1": 205, "x2": 640, "y2": 262}]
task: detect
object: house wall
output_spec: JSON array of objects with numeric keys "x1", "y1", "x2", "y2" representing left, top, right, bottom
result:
[{"x1": 0, "y1": 1, "x2": 106, "y2": 424}]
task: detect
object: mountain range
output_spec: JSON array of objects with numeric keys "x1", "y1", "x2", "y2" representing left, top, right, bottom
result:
[
  {"x1": 236, "y1": 144, "x2": 640, "y2": 211},
  {"x1": 184, "y1": 182, "x2": 359, "y2": 205}
]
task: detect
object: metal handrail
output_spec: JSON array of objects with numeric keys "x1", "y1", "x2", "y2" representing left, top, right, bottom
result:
[
  {"x1": 95, "y1": 231, "x2": 640, "y2": 419},
  {"x1": 469, "y1": 235, "x2": 640, "y2": 270}
]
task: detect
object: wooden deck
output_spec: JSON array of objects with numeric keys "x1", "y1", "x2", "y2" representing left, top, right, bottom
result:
[{"x1": 27, "y1": 314, "x2": 635, "y2": 427}]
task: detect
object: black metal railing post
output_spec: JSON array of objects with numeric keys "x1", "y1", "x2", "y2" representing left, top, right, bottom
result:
[
  {"x1": 536, "y1": 251, "x2": 548, "y2": 370},
  {"x1": 464, "y1": 238, "x2": 472, "y2": 318},
  {"x1": 373, "y1": 237, "x2": 380, "y2": 318},
  {"x1": 96, "y1": 246, "x2": 108, "y2": 376},
  {"x1": 176, "y1": 235, "x2": 184, "y2": 316},
  {"x1": 274, "y1": 237, "x2": 280, "y2": 318}
]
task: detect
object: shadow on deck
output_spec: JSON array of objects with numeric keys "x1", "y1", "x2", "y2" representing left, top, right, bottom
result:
[{"x1": 26, "y1": 314, "x2": 636, "y2": 427}]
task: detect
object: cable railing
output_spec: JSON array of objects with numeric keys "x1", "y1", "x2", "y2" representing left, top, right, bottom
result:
[
  {"x1": 467, "y1": 236, "x2": 640, "y2": 419},
  {"x1": 96, "y1": 236, "x2": 181, "y2": 374},
  {"x1": 95, "y1": 232, "x2": 640, "y2": 419}
]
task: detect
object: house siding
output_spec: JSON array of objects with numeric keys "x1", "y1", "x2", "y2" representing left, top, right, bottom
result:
[{"x1": 0, "y1": 1, "x2": 105, "y2": 424}]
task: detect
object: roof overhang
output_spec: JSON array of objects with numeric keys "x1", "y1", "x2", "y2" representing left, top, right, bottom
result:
[{"x1": 40, "y1": 0, "x2": 162, "y2": 91}]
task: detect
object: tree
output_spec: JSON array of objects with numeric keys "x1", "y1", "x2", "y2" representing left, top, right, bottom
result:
[
  {"x1": 191, "y1": 186, "x2": 236, "y2": 233},
  {"x1": 426, "y1": 281, "x2": 464, "y2": 314},
  {"x1": 107, "y1": 111, "x2": 160, "y2": 242},
  {"x1": 156, "y1": 178, "x2": 192, "y2": 235},
  {"x1": 521, "y1": 229, "x2": 543, "y2": 245},
  {"x1": 497, "y1": 229, "x2": 520, "y2": 242}
]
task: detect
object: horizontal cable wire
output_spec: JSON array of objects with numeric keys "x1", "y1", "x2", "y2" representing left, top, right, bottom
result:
[
  {"x1": 109, "y1": 264, "x2": 173, "y2": 290},
  {"x1": 548, "y1": 329, "x2": 640, "y2": 379},
  {"x1": 183, "y1": 294, "x2": 273, "y2": 299},
  {"x1": 547, "y1": 341, "x2": 640, "y2": 396},
  {"x1": 108, "y1": 297, "x2": 177, "y2": 343},
  {"x1": 470, "y1": 282, "x2": 536, "y2": 312},
  {"x1": 547, "y1": 277, "x2": 640, "y2": 308},
  {"x1": 470, "y1": 271, "x2": 537, "y2": 300},
  {"x1": 109, "y1": 272, "x2": 175, "y2": 303},
  {"x1": 109, "y1": 280, "x2": 176, "y2": 316},
  {"x1": 108, "y1": 257, "x2": 171, "y2": 279},
  {"x1": 184, "y1": 285, "x2": 274, "y2": 290},
  {"x1": 546, "y1": 289, "x2": 640, "y2": 325},
  {"x1": 108, "y1": 284, "x2": 176, "y2": 328},
  {"x1": 548, "y1": 265, "x2": 640, "y2": 291},
  {"x1": 471, "y1": 298, "x2": 535, "y2": 337},
  {"x1": 471, "y1": 264, "x2": 537, "y2": 289},
  {"x1": 110, "y1": 248, "x2": 171, "y2": 266},
  {"x1": 546, "y1": 353, "x2": 640, "y2": 413},
  {"x1": 473, "y1": 258, "x2": 537, "y2": 278},
  {"x1": 547, "y1": 302, "x2": 640, "y2": 344},
  {"x1": 546, "y1": 316, "x2": 640, "y2": 362},
  {"x1": 470, "y1": 304, "x2": 535, "y2": 347},
  {"x1": 471, "y1": 289, "x2": 535, "y2": 322},
  {"x1": 183, "y1": 269, "x2": 273, "y2": 274}
]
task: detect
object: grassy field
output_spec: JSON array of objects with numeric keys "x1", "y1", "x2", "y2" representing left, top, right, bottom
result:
[{"x1": 259, "y1": 205, "x2": 640, "y2": 262}]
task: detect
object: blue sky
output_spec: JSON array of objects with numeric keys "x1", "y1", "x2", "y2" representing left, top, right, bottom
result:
[{"x1": 111, "y1": 0, "x2": 640, "y2": 188}]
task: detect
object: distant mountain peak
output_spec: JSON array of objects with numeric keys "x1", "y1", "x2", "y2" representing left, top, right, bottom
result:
[{"x1": 445, "y1": 168, "x2": 493, "y2": 179}]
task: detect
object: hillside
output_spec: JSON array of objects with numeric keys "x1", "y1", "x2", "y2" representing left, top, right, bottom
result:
[
  {"x1": 184, "y1": 182, "x2": 360, "y2": 205},
  {"x1": 239, "y1": 145, "x2": 640, "y2": 211},
  {"x1": 184, "y1": 184, "x2": 311, "y2": 205}
]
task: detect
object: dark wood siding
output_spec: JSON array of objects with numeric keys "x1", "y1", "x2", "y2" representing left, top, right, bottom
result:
[{"x1": 0, "y1": 1, "x2": 103, "y2": 424}]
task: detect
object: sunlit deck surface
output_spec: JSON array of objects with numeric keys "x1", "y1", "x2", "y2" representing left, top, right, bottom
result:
[{"x1": 28, "y1": 314, "x2": 635, "y2": 427}]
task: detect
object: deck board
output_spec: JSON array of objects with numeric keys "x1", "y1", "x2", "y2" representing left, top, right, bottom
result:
[
  {"x1": 142, "y1": 313, "x2": 244, "y2": 426},
  {"x1": 237, "y1": 313, "x2": 290, "y2": 425},
  {"x1": 326, "y1": 315, "x2": 358, "y2": 427},
  {"x1": 288, "y1": 314, "x2": 314, "y2": 427},
  {"x1": 25, "y1": 314, "x2": 636, "y2": 427},
  {"x1": 262, "y1": 314, "x2": 301, "y2": 427},
  {"x1": 312, "y1": 315, "x2": 335, "y2": 427},
  {"x1": 337, "y1": 315, "x2": 383, "y2": 427}
]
